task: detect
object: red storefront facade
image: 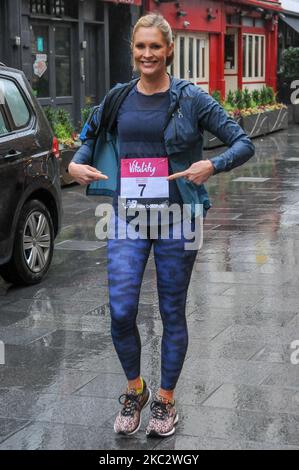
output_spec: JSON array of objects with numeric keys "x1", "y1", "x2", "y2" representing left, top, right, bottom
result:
[{"x1": 145, "y1": 0, "x2": 282, "y2": 97}]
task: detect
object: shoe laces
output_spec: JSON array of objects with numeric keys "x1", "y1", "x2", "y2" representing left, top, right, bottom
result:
[
  {"x1": 119, "y1": 391, "x2": 140, "y2": 417},
  {"x1": 150, "y1": 400, "x2": 169, "y2": 420}
]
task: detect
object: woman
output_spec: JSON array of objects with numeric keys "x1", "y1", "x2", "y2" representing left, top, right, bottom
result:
[{"x1": 69, "y1": 13, "x2": 255, "y2": 438}]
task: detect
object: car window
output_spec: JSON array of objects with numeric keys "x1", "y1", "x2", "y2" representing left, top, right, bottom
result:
[
  {"x1": 0, "y1": 109, "x2": 8, "y2": 136},
  {"x1": 0, "y1": 78, "x2": 30, "y2": 129}
]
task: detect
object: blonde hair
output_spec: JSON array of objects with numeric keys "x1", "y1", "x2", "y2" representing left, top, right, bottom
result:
[{"x1": 131, "y1": 13, "x2": 174, "y2": 67}]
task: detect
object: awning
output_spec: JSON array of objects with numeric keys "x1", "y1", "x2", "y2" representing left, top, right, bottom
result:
[
  {"x1": 282, "y1": 14, "x2": 299, "y2": 33},
  {"x1": 229, "y1": 1, "x2": 282, "y2": 12},
  {"x1": 102, "y1": 0, "x2": 142, "y2": 5}
]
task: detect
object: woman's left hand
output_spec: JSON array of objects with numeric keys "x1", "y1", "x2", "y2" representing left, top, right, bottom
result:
[{"x1": 167, "y1": 160, "x2": 214, "y2": 185}]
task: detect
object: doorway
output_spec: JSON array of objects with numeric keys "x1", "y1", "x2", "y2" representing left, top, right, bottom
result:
[
  {"x1": 30, "y1": 21, "x2": 75, "y2": 119},
  {"x1": 84, "y1": 24, "x2": 105, "y2": 107}
]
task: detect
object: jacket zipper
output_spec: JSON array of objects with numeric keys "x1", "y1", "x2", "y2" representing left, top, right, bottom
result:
[{"x1": 172, "y1": 112, "x2": 178, "y2": 141}]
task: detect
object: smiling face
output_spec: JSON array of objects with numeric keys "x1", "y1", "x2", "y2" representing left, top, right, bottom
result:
[{"x1": 132, "y1": 26, "x2": 173, "y2": 79}]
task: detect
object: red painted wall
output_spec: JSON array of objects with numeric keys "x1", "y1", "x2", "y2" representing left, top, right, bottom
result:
[
  {"x1": 145, "y1": 0, "x2": 279, "y2": 94},
  {"x1": 146, "y1": 0, "x2": 223, "y2": 34}
]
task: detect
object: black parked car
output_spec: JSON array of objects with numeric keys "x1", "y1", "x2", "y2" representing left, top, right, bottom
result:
[{"x1": 0, "y1": 64, "x2": 62, "y2": 285}]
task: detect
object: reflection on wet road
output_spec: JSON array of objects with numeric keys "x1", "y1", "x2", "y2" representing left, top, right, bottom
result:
[{"x1": 0, "y1": 127, "x2": 299, "y2": 449}]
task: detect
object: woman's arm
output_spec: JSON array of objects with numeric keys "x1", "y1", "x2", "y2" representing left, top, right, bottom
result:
[
  {"x1": 68, "y1": 103, "x2": 108, "y2": 185},
  {"x1": 195, "y1": 89, "x2": 255, "y2": 174},
  {"x1": 168, "y1": 88, "x2": 255, "y2": 184}
]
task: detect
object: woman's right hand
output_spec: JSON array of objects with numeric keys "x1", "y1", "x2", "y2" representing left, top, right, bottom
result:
[{"x1": 68, "y1": 162, "x2": 108, "y2": 186}]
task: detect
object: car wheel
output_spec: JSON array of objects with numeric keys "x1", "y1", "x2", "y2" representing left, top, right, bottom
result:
[{"x1": 0, "y1": 199, "x2": 54, "y2": 285}]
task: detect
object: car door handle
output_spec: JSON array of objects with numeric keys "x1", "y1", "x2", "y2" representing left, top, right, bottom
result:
[{"x1": 4, "y1": 149, "x2": 22, "y2": 159}]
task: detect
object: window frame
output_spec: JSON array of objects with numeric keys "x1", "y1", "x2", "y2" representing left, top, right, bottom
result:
[
  {"x1": 0, "y1": 75, "x2": 35, "y2": 137},
  {"x1": 224, "y1": 29, "x2": 238, "y2": 74},
  {"x1": 172, "y1": 32, "x2": 209, "y2": 84},
  {"x1": 242, "y1": 33, "x2": 266, "y2": 82},
  {"x1": 0, "y1": 105, "x2": 11, "y2": 137}
]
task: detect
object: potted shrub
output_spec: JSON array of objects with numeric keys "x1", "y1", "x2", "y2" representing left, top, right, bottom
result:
[
  {"x1": 240, "y1": 87, "x2": 269, "y2": 138},
  {"x1": 44, "y1": 107, "x2": 81, "y2": 185},
  {"x1": 241, "y1": 86, "x2": 288, "y2": 137},
  {"x1": 203, "y1": 86, "x2": 288, "y2": 149}
]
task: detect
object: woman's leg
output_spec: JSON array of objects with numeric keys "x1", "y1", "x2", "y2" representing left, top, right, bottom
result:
[
  {"x1": 153, "y1": 231, "x2": 198, "y2": 392},
  {"x1": 107, "y1": 235, "x2": 151, "y2": 381},
  {"x1": 145, "y1": 228, "x2": 198, "y2": 438}
]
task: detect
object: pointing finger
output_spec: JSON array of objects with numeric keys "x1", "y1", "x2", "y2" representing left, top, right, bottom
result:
[{"x1": 167, "y1": 171, "x2": 188, "y2": 181}]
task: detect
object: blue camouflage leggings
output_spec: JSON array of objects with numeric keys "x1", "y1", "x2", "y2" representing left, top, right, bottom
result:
[{"x1": 107, "y1": 220, "x2": 198, "y2": 390}]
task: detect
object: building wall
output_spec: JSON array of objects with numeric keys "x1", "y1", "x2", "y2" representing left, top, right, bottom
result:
[
  {"x1": 146, "y1": 0, "x2": 280, "y2": 96},
  {"x1": 109, "y1": 3, "x2": 140, "y2": 87},
  {"x1": 0, "y1": 0, "x2": 6, "y2": 64},
  {"x1": 1, "y1": 0, "x2": 138, "y2": 127}
]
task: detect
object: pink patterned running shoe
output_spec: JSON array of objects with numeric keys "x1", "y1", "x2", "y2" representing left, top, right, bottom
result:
[
  {"x1": 114, "y1": 381, "x2": 151, "y2": 435},
  {"x1": 146, "y1": 394, "x2": 179, "y2": 438}
]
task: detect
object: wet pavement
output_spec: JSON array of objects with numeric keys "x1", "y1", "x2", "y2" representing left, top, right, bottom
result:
[{"x1": 1, "y1": 125, "x2": 299, "y2": 450}]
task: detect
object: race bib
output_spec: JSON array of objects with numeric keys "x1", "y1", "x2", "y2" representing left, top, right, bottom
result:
[{"x1": 120, "y1": 157, "x2": 169, "y2": 208}]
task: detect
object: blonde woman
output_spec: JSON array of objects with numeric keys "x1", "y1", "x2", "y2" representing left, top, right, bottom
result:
[{"x1": 69, "y1": 14, "x2": 254, "y2": 437}]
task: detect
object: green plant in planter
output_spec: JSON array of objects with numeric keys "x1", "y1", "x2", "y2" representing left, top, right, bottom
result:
[
  {"x1": 56, "y1": 108, "x2": 74, "y2": 135},
  {"x1": 226, "y1": 90, "x2": 235, "y2": 107},
  {"x1": 252, "y1": 89, "x2": 260, "y2": 106},
  {"x1": 243, "y1": 88, "x2": 252, "y2": 109},
  {"x1": 44, "y1": 106, "x2": 76, "y2": 147},
  {"x1": 211, "y1": 90, "x2": 222, "y2": 104},
  {"x1": 44, "y1": 106, "x2": 57, "y2": 131},
  {"x1": 260, "y1": 86, "x2": 269, "y2": 106},
  {"x1": 234, "y1": 89, "x2": 244, "y2": 109},
  {"x1": 266, "y1": 86, "x2": 276, "y2": 105},
  {"x1": 81, "y1": 106, "x2": 93, "y2": 127}
]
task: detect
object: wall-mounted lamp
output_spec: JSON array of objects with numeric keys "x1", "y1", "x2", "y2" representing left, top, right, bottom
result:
[
  {"x1": 255, "y1": 7, "x2": 264, "y2": 13},
  {"x1": 207, "y1": 8, "x2": 216, "y2": 21},
  {"x1": 177, "y1": 10, "x2": 187, "y2": 17},
  {"x1": 11, "y1": 36, "x2": 21, "y2": 47},
  {"x1": 264, "y1": 12, "x2": 273, "y2": 20}
]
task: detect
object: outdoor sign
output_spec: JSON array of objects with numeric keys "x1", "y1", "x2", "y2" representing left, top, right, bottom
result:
[
  {"x1": 37, "y1": 37, "x2": 44, "y2": 52},
  {"x1": 33, "y1": 54, "x2": 48, "y2": 78}
]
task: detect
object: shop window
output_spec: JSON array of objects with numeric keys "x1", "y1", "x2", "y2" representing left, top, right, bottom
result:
[
  {"x1": 226, "y1": 14, "x2": 241, "y2": 26},
  {"x1": 30, "y1": 0, "x2": 50, "y2": 15},
  {"x1": 242, "y1": 16, "x2": 254, "y2": 27},
  {"x1": 243, "y1": 34, "x2": 265, "y2": 80},
  {"x1": 174, "y1": 33, "x2": 209, "y2": 83},
  {"x1": 254, "y1": 18, "x2": 265, "y2": 28},
  {"x1": 83, "y1": 0, "x2": 104, "y2": 22},
  {"x1": 55, "y1": 27, "x2": 72, "y2": 97},
  {"x1": 30, "y1": 0, "x2": 78, "y2": 18},
  {"x1": 31, "y1": 25, "x2": 50, "y2": 98},
  {"x1": 224, "y1": 33, "x2": 237, "y2": 71}
]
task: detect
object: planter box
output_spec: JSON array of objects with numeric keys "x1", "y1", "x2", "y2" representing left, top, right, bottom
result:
[
  {"x1": 203, "y1": 117, "x2": 242, "y2": 149},
  {"x1": 241, "y1": 112, "x2": 269, "y2": 138},
  {"x1": 241, "y1": 108, "x2": 288, "y2": 138},
  {"x1": 267, "y1": 108, "x2": 288, "y2": 133}
]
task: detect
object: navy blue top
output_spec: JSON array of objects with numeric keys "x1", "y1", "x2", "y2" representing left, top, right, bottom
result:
[{"x1": 112, "y1": 85, "x2": 183, "y2": 213}]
